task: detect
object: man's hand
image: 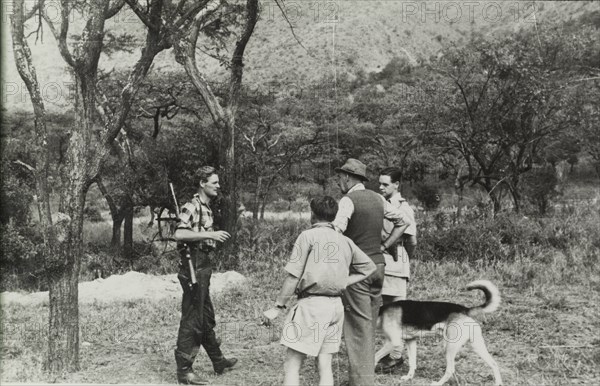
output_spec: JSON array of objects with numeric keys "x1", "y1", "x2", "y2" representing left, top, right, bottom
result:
[
  {"x1": 263, "y1": 307, "x2": 281, "y2": 321},
  {"x1": 210, "y1": 231, "x2": 231, "y2": 243}
]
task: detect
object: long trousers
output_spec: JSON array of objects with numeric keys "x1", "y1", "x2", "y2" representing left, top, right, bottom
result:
[
  {"x1": 175, "y1": 251, "x2": 223, "y2": 367},
  {"x1": 342, "y1": 263, "x2": 385, "y2": 386}
]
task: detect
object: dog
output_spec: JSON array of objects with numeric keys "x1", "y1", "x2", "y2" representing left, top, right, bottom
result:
[{"x1": 375, "y1": 280, "x2": 502, "y2": 386}]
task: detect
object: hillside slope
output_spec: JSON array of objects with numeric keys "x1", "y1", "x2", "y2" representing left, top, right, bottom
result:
[{"x1": 2, "y1": 1, "x2": 597, "y2": 112}]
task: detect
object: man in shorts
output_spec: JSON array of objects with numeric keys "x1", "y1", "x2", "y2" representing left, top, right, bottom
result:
[
  {"x1": 376, "y1": 167, "x2": 418, "y2": 372},
  {"x1": 264, "y1": 196, "x2": 376, "y2": 386}
]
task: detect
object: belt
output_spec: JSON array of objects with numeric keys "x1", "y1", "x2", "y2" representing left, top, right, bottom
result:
[{"x1": 297, "y1": 292, "x2": 342, "y2": 299}]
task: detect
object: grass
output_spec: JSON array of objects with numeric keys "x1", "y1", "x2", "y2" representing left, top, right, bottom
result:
[
  {"x1": 2, "y1": 188, "x2": 600, "y2": 385},
  {"x1": 2, "y1": 259, "x2": 599, "y2": 385}
]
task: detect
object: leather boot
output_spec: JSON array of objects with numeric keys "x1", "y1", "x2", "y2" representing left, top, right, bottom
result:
[
  {"x1": 202, "y1": 331, "x2": 238, "y2": 374},
  {"x1": 175, "y1": 349, "x2": 208, "y2": 385}
]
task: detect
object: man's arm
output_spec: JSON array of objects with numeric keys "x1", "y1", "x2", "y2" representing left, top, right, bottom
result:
[
  {"x1": 332, "y1": 196, "x2": 354, "y2": 233},
  {"x1": 264, "y1": 233, "x2": 309, "y2": 320},
  {"x1": 174, "y1": 228, "x2": 230, "y2": 243},
  {"x1": 381, "y1": 197, "x2": 410, "y2": 251},
  {"x1": 346, "y1": 240, "x2": 376, "y2": 286},
  {"x1": 173, "y1": 201, "x2": 230, "y2": 243},
  {"x1": 275, "y1": 273, "x2": 301, "y2": 306}
]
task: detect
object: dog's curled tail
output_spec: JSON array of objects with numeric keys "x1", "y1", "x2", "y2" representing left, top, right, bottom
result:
[{"x1": 466, "y1": 280, "x2": 500, "y2": 316}]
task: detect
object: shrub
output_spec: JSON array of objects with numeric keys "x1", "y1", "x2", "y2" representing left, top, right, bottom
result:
[
  {"x1": 290, "y1": 197, "x2": 310, "y2": 213},
  {"x1": 413, "y1": 182, "x2": 441, "y2": 210},
  {"x1": 0, "y1": 223, "x2": 45, "y2": 291},
  {"x1": 418, "y1": 221, "x2": 508, "y2": 264},
  {"x1": 0, "y1": 167, "x2": 34, "y2": 226},
  {"x1": 522, "y1": 166, "x2": 560, "y2": 214},
  {"x1": 269, "y1": 198, "x2": 290, "y2": 212},
  {"x1": 83, "y1": 206, "x2": 103, "y2": 222}
]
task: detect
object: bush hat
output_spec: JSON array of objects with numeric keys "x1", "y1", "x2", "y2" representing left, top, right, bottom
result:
[{"x1": 335, "y1": 158, "x2": 369, "y2": 181}]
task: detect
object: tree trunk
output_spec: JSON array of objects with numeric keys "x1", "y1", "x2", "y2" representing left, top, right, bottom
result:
[
  {"x1": 508, "y1": 178, "x2": 521, "y2": 214},
  {"x1": 252, "y1": 175, "x2": 262, "y2": 220},
  {"x1": 260, "y1": 199, "x2": 267, "y2": 220},
  {"x1": 96, "y1": 178, "x2": 125, "y2": 256},
  {"x1": 123, "y1": 203, "x2": 134, "y2": 262},
  {"x1": 219, "y1": 116, "x2": 239, "y2": 244},
  {"x1": 46, "y1": 178, "x2": 88, "y2": 373},
  {"x1": 455, "y1": 186, "x2": 464, "y2": 223},
  {"x1": 111, "y1": 211, "x2": 125, "y2": 255},
  {"x1": 490, "y1": 191, "x2": 502, "y2": 216}
]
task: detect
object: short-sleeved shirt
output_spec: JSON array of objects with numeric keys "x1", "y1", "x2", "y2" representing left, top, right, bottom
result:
[
  {"x1": 383, "y1": 192, "x2": 416, "y2": 237},
  {"x1": 285, "y1": 223, "x2": 376, "y2": 296},
  {"x1": 176, "y1": 193, "x2": 217, "y2": 251},
  {"x1": 382, "y1": 192, "x2": 415, "y2": 278}
]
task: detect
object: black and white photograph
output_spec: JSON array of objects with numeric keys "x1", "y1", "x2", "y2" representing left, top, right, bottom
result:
[{"x1": 1, "y1": 1, "x2": 599, "y2": 385}]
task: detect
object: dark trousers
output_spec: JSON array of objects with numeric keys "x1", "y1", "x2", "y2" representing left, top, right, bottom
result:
[
  {"x1": 175, "y1": 251, "x2": 223, "y2": 369},
  {"x1": 342, "y1": 263, "x2": 385, "y2": 386}
]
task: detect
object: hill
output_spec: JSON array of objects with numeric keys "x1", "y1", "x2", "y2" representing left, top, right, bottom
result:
[{"x1": 2, "y1": 1, "x2": 597, "y2": 112}]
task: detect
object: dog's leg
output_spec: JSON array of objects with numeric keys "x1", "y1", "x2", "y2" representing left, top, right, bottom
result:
[
  {"x1": 376, "y1": 313, "x2": 404, "y2": 364},
  {"x1": 470, "y1": 324, "x2": 502, "y2": 386},
  {"x1": 400, "y1": 339, "x2": 417, "y2": 381},
  {"x1": 431, "y1": 325, "x2": 469, "y2": 386}
]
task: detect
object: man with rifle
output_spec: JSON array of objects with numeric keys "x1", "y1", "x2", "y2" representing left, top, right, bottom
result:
[{"x1": 172, "y1": 166, "x2": 236, "y2": 385}]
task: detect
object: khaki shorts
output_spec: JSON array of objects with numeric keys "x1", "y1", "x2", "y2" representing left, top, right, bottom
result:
[
  {"x1": 381, "y1": 275, "x2": 408, "y2": 298},
  {"x1": 280, "y1": 296, "x2": 344, "y2": 356}
]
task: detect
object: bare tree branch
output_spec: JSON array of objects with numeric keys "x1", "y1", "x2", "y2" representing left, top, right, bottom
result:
[
  {"x1": 106, "y1": 0, "x2": 126, "y2": 19},
  {"x1": 13, "y1": 160, "x2": 36, "y2": 172}
]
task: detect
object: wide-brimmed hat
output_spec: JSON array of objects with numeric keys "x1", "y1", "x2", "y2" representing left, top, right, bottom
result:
[{"x1": 335, "y1": 158, "x2": 369, "y2": 181}]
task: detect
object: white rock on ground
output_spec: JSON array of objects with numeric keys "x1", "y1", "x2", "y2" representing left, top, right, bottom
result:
[{"x1": 0, "y1": 271, "x2": 247, "y2": 307}]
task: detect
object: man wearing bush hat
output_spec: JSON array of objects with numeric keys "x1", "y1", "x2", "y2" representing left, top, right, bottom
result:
[{"x1": 333, "y1": 158, "x2": 412, "y2": 386}]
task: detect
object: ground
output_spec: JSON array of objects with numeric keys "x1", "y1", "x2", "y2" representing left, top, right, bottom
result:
[{"x1": 1, "y1": 261, "x2": 599, "y2": 385}]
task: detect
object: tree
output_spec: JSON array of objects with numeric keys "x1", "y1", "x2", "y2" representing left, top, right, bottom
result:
[
  {"x1": 425, "y1": 27, "x2": 589, "y2": 214},
  {"x1": 125, "y1": 0, "x2": 259, "y2": 245},
  {"x1": 238, "y1": 95, "x2": 323, "y2": 219},
  {"x1": 9, "y1": 0, "x2": 197, "y2": 373}
]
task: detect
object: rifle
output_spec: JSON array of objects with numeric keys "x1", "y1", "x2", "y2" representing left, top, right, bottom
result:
[{"x1": 169, "y1": 182, "x2": 197, "y2": 287}]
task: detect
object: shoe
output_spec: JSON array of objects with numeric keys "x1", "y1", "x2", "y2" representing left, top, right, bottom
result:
[
  {"x1": 375, "y1": 354, "x2": 404, "y2": 373},
  {"x1": 212, "y1": 357, "x2": 238, "y2": 374},
  {"x1": 175, "y1": 349, "x2": 208, "y2": 385},
  {"x1": 177, "y1": 370, "x2": 208, "y2": 385}
]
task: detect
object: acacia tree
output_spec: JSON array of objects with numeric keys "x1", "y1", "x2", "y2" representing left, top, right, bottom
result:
[
  {"x1": 239, "y1": 97, "x2": 323, "y2": 219},
  {"x1": 9, "y1": 0, "x2": 204, "y2": 373},
  {"x1": 427, "y1": 28, "x2": 589, "y2": 214},
  {"x1": 126, "y1": 0, "x2": 259, "y2": 244}
]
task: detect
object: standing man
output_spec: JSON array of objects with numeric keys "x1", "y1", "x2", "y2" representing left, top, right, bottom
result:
[
  {"x1": 332, "y1": 158, "x2": 411, "y2": 386},
  {"x1": 376, "y1": 166, "x2": 418, "y2": 372},
  {"x1": 173, "y1": 166, "x2": 237, "y2": 385}
]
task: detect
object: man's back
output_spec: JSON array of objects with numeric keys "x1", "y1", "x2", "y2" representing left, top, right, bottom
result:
[
  {"x1": 285, "y1": 224, "x2": 370, "y2": 296},
  {"x1": 345, "y1": 189, "x2": 385, "y2": 262}
]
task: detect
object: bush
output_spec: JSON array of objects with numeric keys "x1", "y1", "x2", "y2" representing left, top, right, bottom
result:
[
  {"x1": 0, "y1": 223, "x2": 45, "y2": 291},
  {"x1": 290, "y1": 197, "x2": 310, "y2": 212},
  {"x1": 268, "y1": 198, "x2": 290, "y2": 212},
  {"x1": 83, "y1": 206, "x2": 103, "y2": 222},
  {"x1": 222, "y1": 217, "x2": 309, "y2": 272},
  {"x1": 522, "y1": 166, "x2": 560, "y2": 214},
  {"x1": 413, "y1": 182, "x2": 441, "y2": 210},
  {"x1": 0, "y1": 166, "x2": 34, "y2": 226}
]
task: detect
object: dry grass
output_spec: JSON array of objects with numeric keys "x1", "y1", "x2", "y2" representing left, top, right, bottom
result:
[
  {"x1": 2, "y1": 187, "x2": 599, "y2": 385},
  {"x1": 2, "y1": 258, "x2": 599, "y2": 385}
]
